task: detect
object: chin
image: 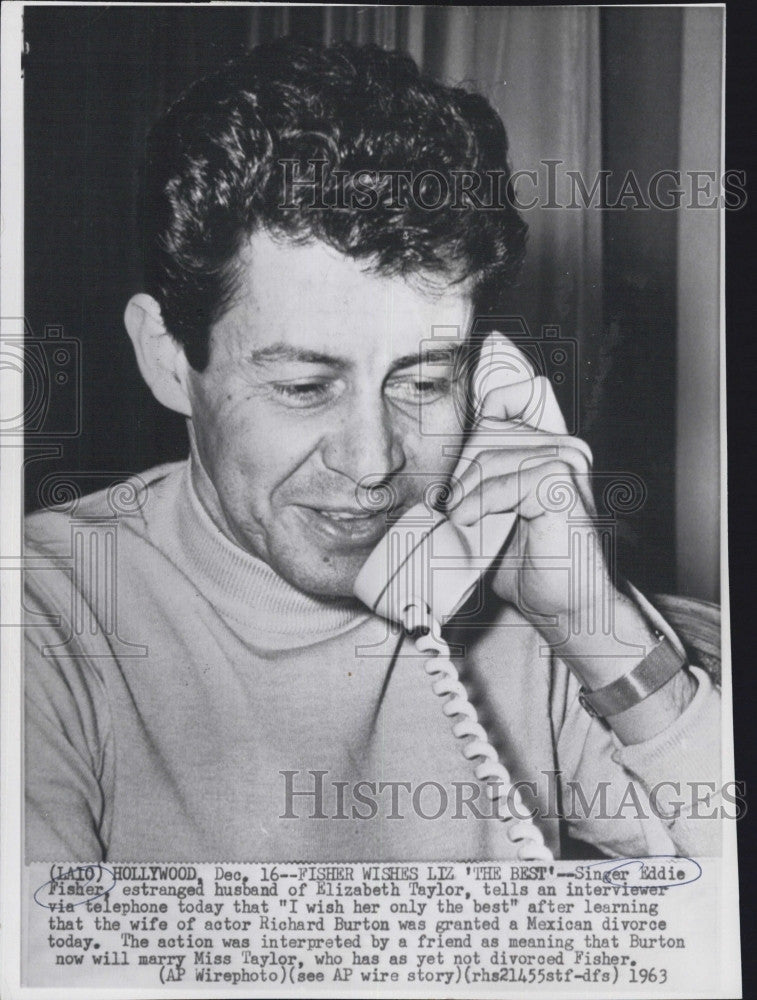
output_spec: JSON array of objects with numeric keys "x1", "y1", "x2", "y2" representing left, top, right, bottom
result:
[
  {"x1": 272, "y1": 552, "x2": 365, "y2": 601},
  {"x1": 289, "y1": 571, "x2": 361, "y2": 601}
]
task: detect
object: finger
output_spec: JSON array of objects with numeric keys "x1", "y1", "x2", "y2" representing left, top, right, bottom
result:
[
  {"x1": 454, "y1": 443, "x2": 592, "y2": 490},
  {"x1": 472, "y1": 334, "x2": 564, "y2": 428},
  {"x1": 449, "y1": 460, "x2": 587, "y2": 526},
  {"x1": 461, "y1": 413, "x2": 591, "y2": 464},
  {"x1": 458, "y1": 332, "x2": 594, "y2": 511},
  {"x1": 453, "y1": 435, "x2": 594, "y2": 507},
  {"x1": 451, "y1": 446, "x2": 594, "y2": 519},
  {"x1": 471, "y1": 333, "x2": 536, "y2": 410},
  {"x1": 477, "y1": 375, "x2": 569, "y2": 435}
]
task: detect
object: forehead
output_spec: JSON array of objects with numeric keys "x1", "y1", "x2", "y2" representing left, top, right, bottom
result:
[{"x1": 208, "y1": 231, "x2": 473, "y2": 363}]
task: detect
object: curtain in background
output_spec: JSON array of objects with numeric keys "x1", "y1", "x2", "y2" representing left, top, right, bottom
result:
[
  {"x1": 24, "y1": 7, "x2": 720, "y2": 600},
  {"x1": 675, "y1": 8, "x2": 722, "y2": 601}
]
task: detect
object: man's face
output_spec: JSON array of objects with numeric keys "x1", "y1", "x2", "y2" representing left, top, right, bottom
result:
[{"x1": 185, "y1": 231, "x2": 473, "y2": 598}]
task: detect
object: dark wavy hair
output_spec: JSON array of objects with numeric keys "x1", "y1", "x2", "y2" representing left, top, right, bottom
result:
[{"x1": 144, "y1": 37, "x2": 527, "y2": 371}]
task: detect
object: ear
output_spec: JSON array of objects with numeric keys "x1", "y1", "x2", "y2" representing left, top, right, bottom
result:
[{"x1": 124, "y1": 294, "x2": 192, "y2": 417}]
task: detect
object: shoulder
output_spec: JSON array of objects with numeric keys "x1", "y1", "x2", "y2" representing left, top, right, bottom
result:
[{"x1": 25, "y1": 461, "x2": 187, "y2": 556}]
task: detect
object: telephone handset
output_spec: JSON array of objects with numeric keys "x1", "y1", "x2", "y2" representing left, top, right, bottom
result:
[
  {"x1": 354, "y1": 334, "x2": 590, "y2": 861},
  {"x1": 355, "y1": 333, "x2": 591, "y2": 627}
]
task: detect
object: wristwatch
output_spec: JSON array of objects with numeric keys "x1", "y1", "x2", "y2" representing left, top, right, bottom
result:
[{"x1": 578, "y1": 630, "x2": 688, "y2": 718}]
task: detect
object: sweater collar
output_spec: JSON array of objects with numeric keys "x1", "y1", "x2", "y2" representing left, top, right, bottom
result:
[{"x1": 170, "y1": 459, "x2": 368, "y2": 640}]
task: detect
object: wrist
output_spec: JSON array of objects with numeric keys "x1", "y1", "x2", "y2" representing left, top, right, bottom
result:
[
  {"x1": 537, "y1": 586, "x2": 661, "y2": 689},
  {"x1": 537, "y1": 585, "x2": 697, "y2": 743},
  {"x1": 606, "y1": 667, "x2": 698, "y2": 744},
  {"x1": 578, "y1": 629, "x2": 688, "y2": 717}
]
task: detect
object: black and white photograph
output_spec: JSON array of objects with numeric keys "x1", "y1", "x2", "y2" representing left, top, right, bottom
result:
[{"x1": 0, "y1": 3, "x2": 742, "y2": 997}]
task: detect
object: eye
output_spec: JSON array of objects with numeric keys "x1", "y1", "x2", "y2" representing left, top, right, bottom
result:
[
  {"x1": 271, "y1": 380, "x2": 338, "y2": 408},
  {"x1": 385, "y1": 375, "x2": 453, "y2": 405}
]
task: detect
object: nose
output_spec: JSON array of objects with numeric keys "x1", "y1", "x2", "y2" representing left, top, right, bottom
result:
[{"x1": 320, "y1": 395, "x2": 406, "y2": 491}]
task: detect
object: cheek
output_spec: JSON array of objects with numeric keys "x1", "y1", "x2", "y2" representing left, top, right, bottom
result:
[
  {"x1": 400, "y1": 403, "x2": 464, "y2": 487},
  {"x1": 414, "y1": 397, "x2": 467, "y2": 452},
  {"x1": 191, "y1": 392, "x2": 264, "y2": 490},
  {"x1": 193, "y1": 394, "x2": 322, "y2": 501}
]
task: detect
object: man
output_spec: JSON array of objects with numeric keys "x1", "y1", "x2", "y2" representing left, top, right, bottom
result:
[{"x1": 25, "y1": 38, "x2": 720, "y2": 862}]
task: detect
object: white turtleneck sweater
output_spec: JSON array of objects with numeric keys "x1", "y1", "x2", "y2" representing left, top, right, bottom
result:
[{"x1": 24, "y1": 461, "x2": 722, "y2": 862}]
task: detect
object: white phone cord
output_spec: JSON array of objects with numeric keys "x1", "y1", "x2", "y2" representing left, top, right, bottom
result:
[{"x1": 403, "y1": 602, "x2": 553, "y2": 862}]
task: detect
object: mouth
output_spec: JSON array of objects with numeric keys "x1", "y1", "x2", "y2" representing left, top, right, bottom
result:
[
  {"x1": 317, "y1": 508, "x2": 377, "y2": 522},
  {"x1": 296, "y1": 504, "x2": 396, "y2": 547}
]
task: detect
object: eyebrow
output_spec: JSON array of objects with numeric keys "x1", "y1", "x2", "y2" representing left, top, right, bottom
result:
[
  {"x1": 247, "y1": 342, "x2": 466, "y2": 374},
  {"x1": 247, "y1": 344, "x2": 348, "y2": 368},
  {"x1": 389, "y1": 345, "x2": 465, "y2": 373}
]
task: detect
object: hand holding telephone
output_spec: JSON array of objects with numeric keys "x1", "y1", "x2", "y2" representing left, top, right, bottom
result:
[
  {"x1": 354, "y1": 333, "x2": 594, "y2": 860},
  {"x1": 355, "y1": 333, "x2": 593, "y2": 627}
]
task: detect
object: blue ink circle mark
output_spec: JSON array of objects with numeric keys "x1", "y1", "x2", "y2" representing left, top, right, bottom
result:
[{"x1": 34, "y1": 864, "x2": 117, "y2": 909}]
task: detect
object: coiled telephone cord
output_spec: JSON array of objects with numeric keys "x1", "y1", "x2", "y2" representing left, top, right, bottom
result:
[{"x1": 403, "y1": 601, "x2": 554, "y2": 862}]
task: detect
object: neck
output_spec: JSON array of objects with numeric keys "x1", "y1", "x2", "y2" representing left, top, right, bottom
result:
[{"x1": 175, "y1": 439, "x2": 366, "y2": 644}]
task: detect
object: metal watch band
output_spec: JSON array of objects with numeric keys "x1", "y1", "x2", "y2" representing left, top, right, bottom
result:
[{"x1": 578, "y1": 631, "x2": 687, "y2": 718}]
